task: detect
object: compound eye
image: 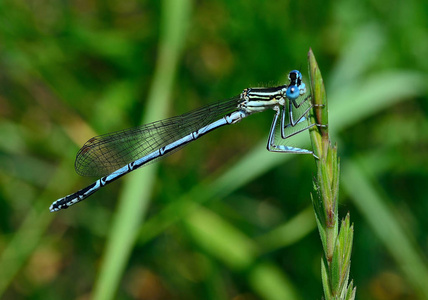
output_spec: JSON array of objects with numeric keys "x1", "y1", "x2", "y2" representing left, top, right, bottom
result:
[
  {"x1": 288, "y1": 70, "x2": 302, "y2": 85},
  {"x1": 286, "y1": 85, "x2": 300, "y2": 100}
]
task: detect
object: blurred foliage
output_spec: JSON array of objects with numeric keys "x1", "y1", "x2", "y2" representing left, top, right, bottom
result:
[{"x1": 0, "y1": 0, "x2": 427, "y2": 300}]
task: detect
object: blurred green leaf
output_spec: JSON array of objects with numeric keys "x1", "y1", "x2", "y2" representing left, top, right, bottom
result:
[{"x1": 92, "y1": 1, "x2": 192, "y2": 300}]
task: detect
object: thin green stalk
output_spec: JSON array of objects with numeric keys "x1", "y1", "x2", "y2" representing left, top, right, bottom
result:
[
  {"x1": 308, "y1": 49, "x2": 356, "y2": 300},
  {"x1": 91, "y1": 1, "x2": 192, "y2": 299}
]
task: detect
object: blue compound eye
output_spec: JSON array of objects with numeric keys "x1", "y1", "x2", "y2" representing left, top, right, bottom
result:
[
  {"x1": 286, "y1": 85, "x2": 300, "y2": 100},
  {"x1": 288, "y1": 70, "x2": 302, "y2": 85}
]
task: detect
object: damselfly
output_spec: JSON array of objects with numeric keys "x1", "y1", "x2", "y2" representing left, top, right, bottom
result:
[{"x1": 50, "y1": 70, "x2": 316, "y2": 212}]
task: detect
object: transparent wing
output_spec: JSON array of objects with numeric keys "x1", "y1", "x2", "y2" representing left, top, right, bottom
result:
[{"x1": 75, "y1": 97, "x2": 242, "y2": 177}]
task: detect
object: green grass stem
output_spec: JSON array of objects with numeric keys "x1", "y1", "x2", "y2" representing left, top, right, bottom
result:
[
  {"x1": 308, "y1": 49, "x2": 356, "y2": 300},
  {"x1": 91, "y1": 1, "x2": 192, "y2": 299}
]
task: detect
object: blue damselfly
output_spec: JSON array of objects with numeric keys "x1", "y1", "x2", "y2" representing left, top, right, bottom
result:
[{"x1": 50, "y1": 70, "x2": 315, "y2": 212}]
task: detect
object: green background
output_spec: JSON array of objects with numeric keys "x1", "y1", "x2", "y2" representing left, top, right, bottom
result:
[{"x1": 0, "y1": 0, "x2": 427, "y2": 299}]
